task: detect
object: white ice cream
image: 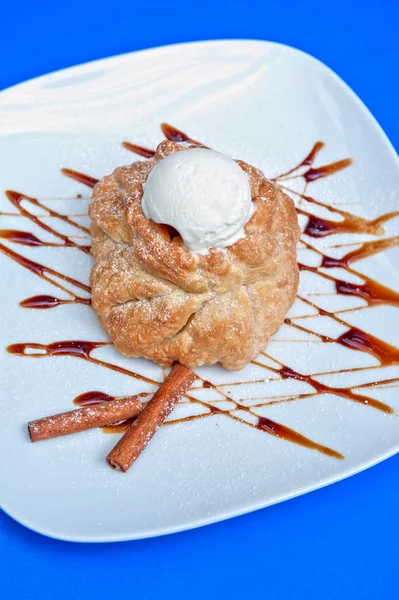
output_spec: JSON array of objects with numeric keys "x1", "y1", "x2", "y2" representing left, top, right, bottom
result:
[{"x1": 141, "y1": 148, "x2": 253, "y2": 254}]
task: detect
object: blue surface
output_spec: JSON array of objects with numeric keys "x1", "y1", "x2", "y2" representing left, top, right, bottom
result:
[{"x1": 1, "y1": 1, "x2": 398, "y2": 598}]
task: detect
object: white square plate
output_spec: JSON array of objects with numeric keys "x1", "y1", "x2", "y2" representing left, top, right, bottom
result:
[{"x1": 1, "y1": 40, "x2": 398, "y2": 541}]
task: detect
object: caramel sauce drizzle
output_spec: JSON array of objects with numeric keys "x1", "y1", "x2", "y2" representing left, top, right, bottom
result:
[
  {"x1": 321, "y1": 237, "x2": 399, "y2": 268},
  {"x1": 61, "y1": 168, "x2": 99, "y2": 188},
  {"x1": 298, "y1": 235, "x2": 399, "y2": 309},
  {"x1": 273, "y1": 141, "x2": 325, "y2": 180},
  {"x1": 0, "y1": 188, "x2": 92, "y2": 308},
  {"x1": 161, "y1": 122, "x2": 196, "y2": 143},
  {"x1": 73, "y1": 390, "x2": 151, "y2": 433},
  {"x1": 285, "y1": 189, "x2": 399, "y2": 238},
  {"x1": 0, "y1": 243, "x2": 88, "y2": 290},
  {"x1": 7, "y1": 340, "x2": 157, "y2": 385},
  {"x1": 0, "y1": 241, "x2": 90, "y2": 310},
  {"x1": 279, "y1": 365, "x2": 392, "y2": 414},
  {"x1": 3, "y1": 123, "x2": 399, "y2": 460},
  {"x1": 122, "y1": 122, "x2": 197, "y2": 159},
  {"x1": 74, "y1": 390, "x2": 115, "y2": 405},
  {"x1": 337, "y1": 328, "x2": 399, "y2": 365},
  {"x1": 300, "y1": 159, "x2": 353, "y2": 184},
  {"x1": 0, "y1": 229, "x2": 70, "y2": 248},
  {"x1": 5, "y1": 190, "x2": 91, "y2": 250},
  {"x1": 171, "y1": 392, "x2": 344, "y2": 459},
  {"x1": 299, "y1": 262, "x2": 399, "y2": 308},
  {"x1": 122, "y1": 141, "x2": 155, "y2": 158},
  {"x1": 273, "y1": 141, "x2": 353, "y2": 185},
  {"x1": 19, "y1": 295, "x2": 91, "y2": 309},
  {"x1": 72, "y1": 385, "x2": 344, "y2": 458},
  {"x1": 256, "y1": 417, "x2": 344, "y2": 459},
  {"x1": 301, "y1": 206, "x2": 399, "y2": 238}
]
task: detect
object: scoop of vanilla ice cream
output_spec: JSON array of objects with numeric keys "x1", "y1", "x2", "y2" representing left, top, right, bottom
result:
[{"x1": 141, "y1": 148, "x2": 253, "y2": 254}]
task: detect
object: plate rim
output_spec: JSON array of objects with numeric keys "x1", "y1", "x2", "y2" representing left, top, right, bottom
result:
[{"x1": 2, "y1": 445, "x2": 399, "y2": 543}]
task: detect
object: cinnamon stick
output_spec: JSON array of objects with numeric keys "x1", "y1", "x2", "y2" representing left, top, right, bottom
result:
[
  {"x1": 106, "y1": 364, "x2": 195, "y2": 472},
  {"x1": 28, "y1": 396, "x2": 143, "y2": 442}
]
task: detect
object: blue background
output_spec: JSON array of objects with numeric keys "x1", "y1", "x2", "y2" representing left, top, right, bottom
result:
[{"x1": 1, "y1": 1, "x2": 398, "y2": 598}]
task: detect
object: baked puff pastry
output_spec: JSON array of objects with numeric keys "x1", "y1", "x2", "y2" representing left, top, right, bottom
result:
[{"x1": 89, "y1": 140, "x2": 300, "y2": 370}]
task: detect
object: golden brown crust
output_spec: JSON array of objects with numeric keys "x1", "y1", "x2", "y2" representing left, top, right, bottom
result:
[{"x1": 89, "y1": 140, "x2": 300, "y2": 370}]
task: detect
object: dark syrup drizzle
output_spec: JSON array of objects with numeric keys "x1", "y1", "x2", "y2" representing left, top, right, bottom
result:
[
  {"x1": 0, "y1": 229, "x2": 90, "y2": 253},
  {"x1": 161, "y1": 122, "x2": 196, "y2": 143},
  {"x1": 337, "y1": 328, "x2": 399, "y2": 365},
  {"x1": 73, "y1": 390, "x2": 137, "y2": 433},
  {"x1": 122, "y1": 141, "x2": 155, "y2": 158},
  {"x1": 0, "y1": 188, "x2": 92, "y2": 308},
  {"x1": 279, "y1": 365, "x2": 393, "y2": 414},
  {"x1": 20, "y1": 295, "x2": 91, "y2": 309},
  {"x1": 0, "y1": 242, "x2": 89, "y2": 291},
  {"x1": 122, "y1": 123, "x2": 197, "y2": 159},
  {"x1": 0, "y1": 229, "x2": 63, "y2": 247},
  {"x1": 6, "y1": 340, "x2": 157, "y2": 385},
  {"x1": 256, "y1": 417, "x2": 343, "y2": 459},
  {"x1": 73, "y1": 390, "x2": 151, "y2": 433},
  {"x1": 302, "y1": 207, "x2": 399, "y2": 238},
  {"x1": 275, "y1": 143, "x2": 352, "y2": 185},
  {"x1": 0, "y1": 242, "x2": 90, "y2": 309},
  {"x1": 302, "y1": 159, "x2": 353, "y2": 183},
  {"x1": 5, "y1": 191, "x2": 91, "y2": 251},
  {"x1": 299, "y1": 262, "x2": 399, "y2": 308},
  {"x1": 298, "y1": 235, "x2": 399, "y2": 309},
  {"x1": 321, "y1": 237, "x2": 399, "y2": 268},
  {"x1": 61, "y1": 168, "x2": 99, "y2": 188},
  {"x1": 74, "y1": 390, "x2": 115, "y2": 405},
  {"x1": 273, "y1": 141, "x2": 325, "y2": 179},
  {"x1": 165, "y1": 389, "x2": 345, "y2": 459},
  {"x1": 287, "y1": 190, "x2": 399, "y2": 238},
  {"x1": 3, "y1": 124, "x2": 399, "y2": 459}
]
